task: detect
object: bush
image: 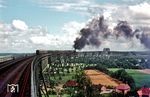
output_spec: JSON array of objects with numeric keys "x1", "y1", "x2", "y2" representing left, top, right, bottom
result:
[
  {"x1": 100, "y1": 92, "x2": 124, "y2": 97},
  {"x1": 111, "y1": 69, "x2": 136, "y2": 89},
  {"x1": 48, "y1": 90, "x2": 56, "y2": 95}
]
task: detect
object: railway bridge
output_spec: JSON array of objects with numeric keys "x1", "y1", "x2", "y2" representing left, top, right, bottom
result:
[{"x1": 0, "y1": 49, "x2": 150, "y2": 97}]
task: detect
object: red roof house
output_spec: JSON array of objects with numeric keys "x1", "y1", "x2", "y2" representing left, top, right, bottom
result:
[
  {"x1": 64, "y1": 80, "x2": 78, "y2": 87},
  {"x1": 116, "y1": 84, "x2": 130, "y2": 94},
  {"x1": 137, "y1": 87, "x2": 150, "y2": 97}
]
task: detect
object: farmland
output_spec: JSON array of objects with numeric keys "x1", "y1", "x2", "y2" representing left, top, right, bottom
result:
[
  {"x1": 84, "y1": 69, "x2": 122, "y2": 87},
  {"x1": 108, "y1": 68, "x2": 150, "y2": 87}
]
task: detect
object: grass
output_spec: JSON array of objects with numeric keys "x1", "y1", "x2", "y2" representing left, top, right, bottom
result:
[
  {"x1": 42, "y1": 64, "x2": 83, "y2": 97},
  {"x1": 108, "y1": 68, "x2": 120, "y2": 72},
  {"x1": 42, "y1": 94, "x2": 70, "y2": 97},
  {"x1": 50, "y1": 65, "x2": 82, "y2": 84},
  {"x1": 50, "y1": 71, "x2": 76, "y2": 84},
  {"x1": 108, "y1": 68, "x2": 150, "y2": 87},
  {"x1": 43, "y1": 69, "x2": 78, "y2": 97}
]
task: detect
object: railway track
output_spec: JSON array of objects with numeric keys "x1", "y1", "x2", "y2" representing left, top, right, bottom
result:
[
  {"x1": 0, "y1": 56, "x2": 35, "y2": 97},
  {"x1": 0, "y1": 57, "x2": 28, "y2": 71}
]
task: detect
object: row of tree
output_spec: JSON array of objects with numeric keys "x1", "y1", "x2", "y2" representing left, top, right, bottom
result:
[
  {"x1": 111, "y1": 69, "x2": 135, "y2": 89},
  {"x1": 98, "y1": 57, "x2": 144, "y2": 69}
]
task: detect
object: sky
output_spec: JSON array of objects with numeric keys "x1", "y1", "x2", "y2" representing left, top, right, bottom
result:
[{"x1": 0, "y1": 0, "x2": 150, "y2": 53}]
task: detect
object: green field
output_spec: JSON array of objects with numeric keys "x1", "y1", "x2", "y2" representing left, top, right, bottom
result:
[
  {"x1": 43, "y1": 69, "x2": 78, "y2": 97},
  {"x1": 108, "y1": 68, "x2": 150, "y2": 87},
  {"x1": 50, "y1": 71, "x2": 76, "y2": 84}
]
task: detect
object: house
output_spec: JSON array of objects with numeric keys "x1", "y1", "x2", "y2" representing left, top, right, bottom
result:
[
  {"x1": 100, "y1": 86, "x2": 113, "y2": 94},
  {"x1": 63, "y1": 80, "x2": 78, "y2": 87},
  {"x1": 137, "y1": 87, "x2": 150, "y2": 97},
  {"x1": 116, "y1": 84, "x2": 130, "y2": 94}
]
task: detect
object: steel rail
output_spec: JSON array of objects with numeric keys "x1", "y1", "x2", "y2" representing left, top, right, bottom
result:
[{"x1": 0, "y1": 56, "x2": 35, "y2": 97}]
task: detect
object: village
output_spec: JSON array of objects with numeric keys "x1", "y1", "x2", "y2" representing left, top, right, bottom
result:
[{"x1": 39, "y1": 49, "x2": 150, "y2": 97}]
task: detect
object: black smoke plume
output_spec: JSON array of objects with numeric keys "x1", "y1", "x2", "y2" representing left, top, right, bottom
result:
[
  {"x1": 73, "y1": 16, "x2": 108, "y2": 50},
  {"x1": 114, "y1": 21, "x2": 133, "y2": 38},
  {"x1": 114, "y1": 21, "x2": 141, "y2": 39},
  {"x1": 137, "y1": 33, "x2": 150, "y2": 49},
  {"x1": 73, "y1": 15, "x2": 150, "y2": 50}
]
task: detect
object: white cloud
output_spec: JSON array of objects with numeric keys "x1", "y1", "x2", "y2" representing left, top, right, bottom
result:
[
  {"x1": 0, "y1": 21, "x2": 54, "y2": 52},
  {"x1": 30, "y1": 36, "x2": 51, "y2": 45},
  {"x1": 87, "y1": 2, "x2": 150, "y2": 33},
  {"x1": 12, "y1": 20, "x2": 28, "y2": 31},
  {"x1": 129, "y1": 3, "x2": 149, "y2": 20},
  {"x1": 62, "y1": 21, "x2": 85, "y2": 38},
  {"x1": 0, "y1": 20, "x2": 85, "y2": 53},
  {"x1": 35, "y1": 0, "x2": 91, "y2": 12},
  {"x1": 129, "y1": 2, "x2": 150, "y2": 18}
]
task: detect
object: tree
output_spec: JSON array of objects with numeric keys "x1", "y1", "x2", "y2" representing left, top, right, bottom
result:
[{"x1": 111, "y1": 69, "x2": 135, "y2": 89}]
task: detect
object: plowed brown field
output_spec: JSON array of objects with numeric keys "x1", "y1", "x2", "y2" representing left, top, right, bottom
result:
[{"x1": 84, "y1": 70, "x2": 123, "y2": 87}]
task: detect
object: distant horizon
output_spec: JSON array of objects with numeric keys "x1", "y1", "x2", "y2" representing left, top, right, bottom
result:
[{"x1": 0, "y1": 49, "x2": 150, "y2": 54}]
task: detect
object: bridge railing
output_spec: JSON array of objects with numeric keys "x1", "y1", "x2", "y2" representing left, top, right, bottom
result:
[{"x1": 31, "y1": 54, "x2": 52, "y2": 97}]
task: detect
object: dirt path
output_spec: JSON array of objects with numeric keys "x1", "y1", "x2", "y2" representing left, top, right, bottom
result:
[{"x1": 84, "y1": 69, "x2": 123, "y2": 87}]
